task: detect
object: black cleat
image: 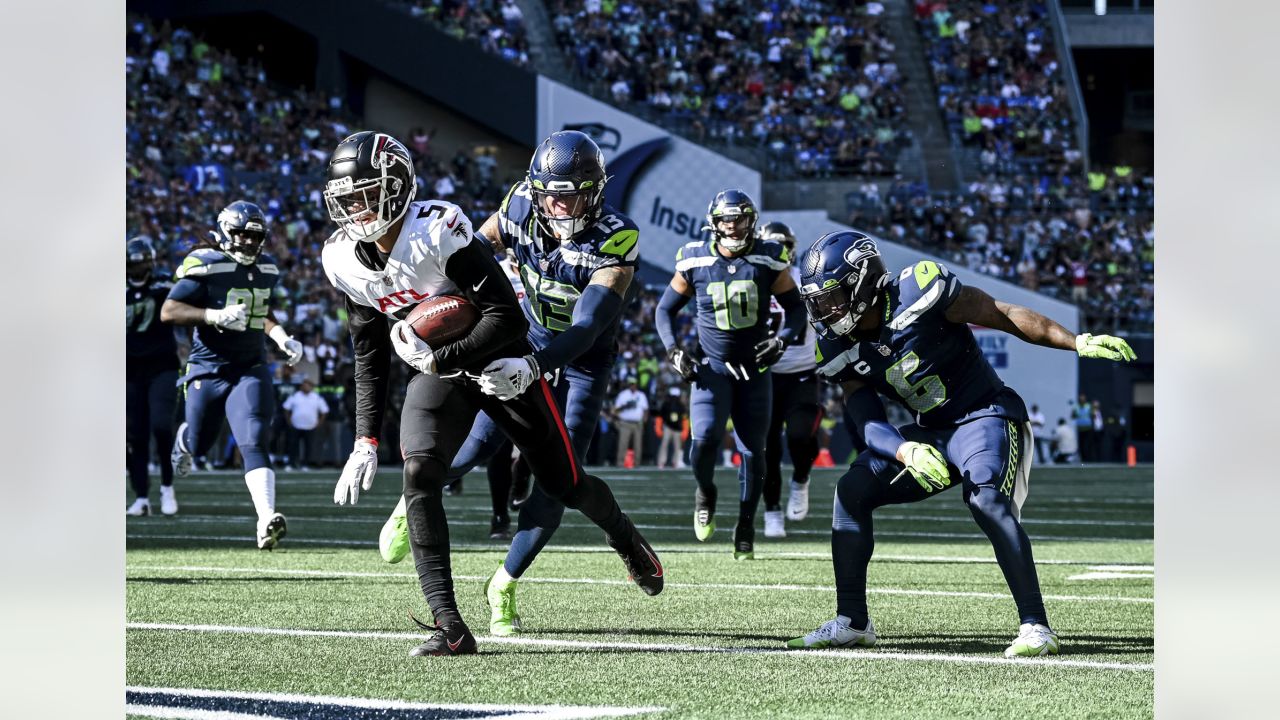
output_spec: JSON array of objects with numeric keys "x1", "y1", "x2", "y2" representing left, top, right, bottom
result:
[
  {"x1": 443, "y1": 479, "x2": 463, "y2": 496},
  {"x1": 508, "y1": 461, "x2": 532, "y2": 511},
  {"x1": 733, "y1": 520, "x2": 755, "y2": 560},
  {"x1": 489, "y1": 514, "x2": 511, "y2": 541},
  {"x1": 608, "y1": 515, "x2": 664, "y2": 596},
  {"x1": 409, "y1": 620, "x2": 478, "y2": 657}
]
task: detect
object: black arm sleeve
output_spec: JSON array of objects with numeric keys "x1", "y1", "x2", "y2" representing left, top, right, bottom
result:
[
  {"x1": 433, "y1": 237, "x2": 530, "y2": 372},
  {"x1": 345, "y1": 295, "x2": 391, "y2": 441}
]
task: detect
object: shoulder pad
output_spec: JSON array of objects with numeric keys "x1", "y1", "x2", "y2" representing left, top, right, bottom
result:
[
  {"x1": 405, "y1": 199, "x2": 473, "y2": 257},
  {"x1": 596, "y1": 212, "x2": 640, "y2": 259},
  {"x1": 744, "y1": 240, "x2": 789, "y2": 271},
  {"x1": 175, "y1": 249, "x2": 233, "y2": 279},
  {"x1": 888, "y1": 260, "x2": 961, "y2": 331}
]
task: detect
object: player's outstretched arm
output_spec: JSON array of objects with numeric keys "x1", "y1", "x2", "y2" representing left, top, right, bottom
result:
[
  {"x1": 263, "y1": 316, "x2": 304, "y2": 366},
  {"x1": 841, "y1": 380, "x2": 949, "y2": 491},
  {"x1": 943, "y1": 286, "x2": 1136, "y2": 361}
]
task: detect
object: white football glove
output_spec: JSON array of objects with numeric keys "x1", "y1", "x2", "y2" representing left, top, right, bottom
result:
[
  {"x1": 205, "y1": 304, "x2": 248, "y2": 332},
  {"x1": 478, "y1": 355, "x2": 540, "y2": 401},
  {"x1": 334, "y1": 438, "x2": 378, "y2": 505},
  {"x1": 269, "y1": 325, "x2": 304, "y2": 366},
  {"x1": 390, "y1": 320, "x2": 437, "y2": 374}
]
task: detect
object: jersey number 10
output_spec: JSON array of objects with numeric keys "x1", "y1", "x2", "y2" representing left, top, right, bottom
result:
[{"x1": 707, "y1": 280, "x2": 759, "y2": 331}]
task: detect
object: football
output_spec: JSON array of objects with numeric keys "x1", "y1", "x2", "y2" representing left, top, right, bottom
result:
[{"x1": 403, "y1": 295, "x2": 480, "y2": 348}]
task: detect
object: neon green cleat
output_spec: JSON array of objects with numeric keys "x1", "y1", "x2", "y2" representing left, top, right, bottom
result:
[
  {"x1": 786, "y1": 617, "x2": 877, "y2": 649},
  {"x1": 379, "y1": 513, "x2": 410, "y2": 564},
  {"x1": 1004, "y1": 623, "x2": 1060, "y2": 657},
  {"x1": 484, "y1": 571, "x2": 522, "y2": 636},
  {"x1": 694, "y1": 488, "x2": 716, "y2": 541}
]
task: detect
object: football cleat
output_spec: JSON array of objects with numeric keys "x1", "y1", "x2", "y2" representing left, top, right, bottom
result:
[
  {"x1": 787, "y1": 480, "x2": 809, "y2": 521},
  {"x1": 171, "y1": 422, "x2": 192, "y2": 477},
  {"x1": 607, "y1": 516, "x2": 664, "y2": 596},
  {"x1": 160, "y1": 485, "x2": 179, "y2": 516},
  {"x1": 489, "y1": 514, "x2": 512, "y2": 541},
  {"x1": 442, "y1": 479, "x2": 463, "y2": 496},
  {"x1": 733, "y1": 521, "x2": 755, "y2": 560},
  {"x1": 126, "y1": 498, "x2": 151, "y2": 517},
  {"x1": 764, "y1": 510, "x2": 786, "y2": 538},
  {"x1": 379, "y1": 512, "x2": 410, "y2": 564},
  {"x1": 484, "y1": 571, "x2": 522, "y2": 636},
  {"x1": 256, "y1": 512, "x2": 287, "y2": 550},
  {"x1": 409, "y1": 621, "x2": 478, "y2": 657},
  {"x1": 786, "y1": 616, "x2": 877, "y2": 649},
  {"x1": 1004, "y1": 623, "x2": 1060, "y2": 658},
  {"x1": 693, "y1": 487, "x2": 716, "y2": 541}
]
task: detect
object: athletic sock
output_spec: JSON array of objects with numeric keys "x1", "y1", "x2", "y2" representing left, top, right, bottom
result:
[
  {"x1": 492, "y1": 566, "x2": 516, "y2": 588},
  {"x1": 243, "y1": 467, "x2": 275, "y2": 519}
]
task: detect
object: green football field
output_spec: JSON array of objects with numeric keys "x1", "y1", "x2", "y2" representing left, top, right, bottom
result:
[{"x1": 126, "y1": 464, "x2": 1153, "y2": 719}]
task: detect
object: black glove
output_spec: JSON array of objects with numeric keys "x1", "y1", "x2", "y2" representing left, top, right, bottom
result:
[
  {"x1": 754, "y1": 336, "x2": 786, "y2": 366},
  {"x1": 667, "y1": 348, "x2": 698, "y2": 382}
]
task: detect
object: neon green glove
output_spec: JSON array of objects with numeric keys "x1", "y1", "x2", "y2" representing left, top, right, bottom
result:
[
  {"x1": 898, "y1": 441, "x2": 951, "y2": 492},
  {"x1": 1075, "y1": 333, "x2": 1136, "y2": 362}
]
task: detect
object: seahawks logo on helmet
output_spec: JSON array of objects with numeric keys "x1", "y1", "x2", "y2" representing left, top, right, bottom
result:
[{"x1": 843, "y1": 238, "x2": 879, "y2": 267}]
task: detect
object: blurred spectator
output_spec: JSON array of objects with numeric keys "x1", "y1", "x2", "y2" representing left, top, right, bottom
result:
[
  {"x1": 613, "y1": 377, "x2": 649, "y2": 467},
  {"x1": 391, "y1": 0, "x2": 531, "y2": 67},
  {"x1": 283, "y1": 378, "x2": 329, "y2": 471},
  {"x1": 656, "y1": 387, "x2": 687, "y2": 469},
  {"x1": 1028, "y1": 403, "x2": 1048, "y2": 464},
  {"x1": 1052, "y1": 417, "x2": 1077, "y2": 464}
]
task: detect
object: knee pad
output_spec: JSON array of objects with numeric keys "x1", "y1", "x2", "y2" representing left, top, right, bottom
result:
[
  {"x1": 403, "y1": 454, "x2": 448, "y2": 496},
  {"x1": 964, "y1": 483, "x2": 1013, "y2": 520}
]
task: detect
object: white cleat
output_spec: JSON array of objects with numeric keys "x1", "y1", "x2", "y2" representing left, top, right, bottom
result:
[
  {"x1": 256, "y1": 513, "x2": 288, "y2": 550},
  {"x1": 160, "y1": 485, "x2": 179, "y2": 516},
  {"x1": 126, "y1": 498, "x2": 151, "y2": 516},
  {"x1": 171, "y1": 422, "x2": 193, "y2": 477},
  {"x1": 786, "y1": 616, "x2": 876, "y2": 649},
  {"x1": 1005, "y1": 623, "x2": 1061, "y2": 658},
  {"x1": 787, "y1": 480, "x2": 809, "y2": 521},
  {"x1": 763, "y1": 510, "x2": 786, "y2": 538}
]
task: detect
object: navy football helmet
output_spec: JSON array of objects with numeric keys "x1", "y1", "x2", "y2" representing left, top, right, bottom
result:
[
  {"x1": 757, "y1": 220, "x2": 796, "y2": 262},
  {"x1": 324, "y1": 131, "x2": 417, "y2": 244},
  {"x1": 127, "y1": 236, "x2": 156, "y2": 287},
  {"x1": 213, "y1": 201, "x2": 269, "y2": 265},
  {"x1": 704, "y1": 189, "x2": 758, "y2": 255},
  {"x1": 797, "y1": 230, "x2": 889, "y2": 339},
  {"x1": 528, "y1": 130, "x2": 608, "y2": 243}
]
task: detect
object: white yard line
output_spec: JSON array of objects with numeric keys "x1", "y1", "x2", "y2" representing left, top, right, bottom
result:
[
  {"x1": 125, "y1": 622, "x2": 1153, "y2": 673},
  {"x1": 125, "y1": 685, "x2": 660, "y2": 719},
  {"x1": 127, "y1": 564, "x2": 1153, "y2": 604}
]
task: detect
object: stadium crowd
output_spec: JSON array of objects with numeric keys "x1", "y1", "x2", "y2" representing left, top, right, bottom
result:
[
  {"x1": 127, "y1": 15, "x2": 1145, "y2": 469},
  {"x1": 390, "y1": 0, "x2": 532, "y2": 67}
]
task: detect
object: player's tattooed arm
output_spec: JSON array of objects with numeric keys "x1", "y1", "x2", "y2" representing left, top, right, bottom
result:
[
  {"x1": 588, "y1": 265, "x2": 635, "y2": 296},
  {"x1": 476, "y1": 212, "x2": 506, "y2": 254},
  {"x1": 944, "y1": 285, "x2": 1076, "y2": 351}
]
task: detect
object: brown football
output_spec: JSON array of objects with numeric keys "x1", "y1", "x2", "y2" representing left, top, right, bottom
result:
[{"x1": 403, "y1": 295, "x2": 480, "y2": 349}]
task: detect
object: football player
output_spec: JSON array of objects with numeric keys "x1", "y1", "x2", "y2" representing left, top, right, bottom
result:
[
  {"x1": 785, "y1": 231, "x2": 1136, "y2": 657},
  {"x1": 126, "y1": 237, "x2": 181, "y2": 516},
  {"x1": 655, "y1": 190, "x2": 808, "y2": 559},
  {"x1": 377, "y1": 130, "x2": 646, "y2": 638},
  {"x1": 320, "y1": 131, "x2": 662, "y2": 657},
  {"x1": 758, "y1": 221, "x2": 822, "y2": 538},
  {"x1": 161, "y1": 201, "x2": 305, "y2": 549}
]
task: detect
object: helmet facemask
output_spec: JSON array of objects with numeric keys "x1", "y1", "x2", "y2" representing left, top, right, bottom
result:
[
  {"x1": 213, "y1": 206, "x2": 268, "y2": 265},
  {"x1": 530, "y1": 180, "x2": 605, "y2": 243},
  {"x1": 799, "y1": 234, "x2": 888, "y2": 339},
  {"x1": 127, "y1": 238, "x2": 155, "y2": 287},
  {"x1": 708, "y1": 208, "x2": 757, "y2": 255},
  {"x1": 324, "y1": 172, "x2": 412, "y2": 244}
]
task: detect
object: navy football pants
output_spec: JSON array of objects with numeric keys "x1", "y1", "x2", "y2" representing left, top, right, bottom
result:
[
  {"x1": 763, "y1": 369, "x2": 823, "y2": 510},
  {"x1": 126, "y1": 368, "x2": 178, "y2": 498},
  {"x1": 180, "y1": 365, "x2": 274, "y2": 472},
  {"x1": 689, "y1": 367, "x2": 772, "y2": 528}
]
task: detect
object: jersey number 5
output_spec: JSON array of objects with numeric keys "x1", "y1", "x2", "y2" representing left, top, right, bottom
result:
[
  {"x1": 886, "y1": 351, "x2": 947, "y2": 413},
  {"x1": 225, "y1": 288, "x2": 271, "y2": 330},
  {"x1": 707, "y1": 280, "x2": 758, "y2": 330}
]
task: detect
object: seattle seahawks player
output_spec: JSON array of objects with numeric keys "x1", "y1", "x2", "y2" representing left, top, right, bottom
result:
[
  {"x1": 378, "y1": 130, "x2": 645, "y2": 637},
  {"x1": 161, "y1": 201, "x2": 305, "y2": 549},
  {"x1": 126, "y1": 237, "x2": 180, "y2": 516},
  {"x1": 785, "y1": 231, "x2": 1136, "y2": 657},
  {"x1": 655, "y1": 190, "x2": 808, "y2": 559},
  {"x1": 321, "y1": 131, "x2": 662, "y2": 657},
  {"x1": 759, "y1": 221, "x2": 822, "y2": 538}
]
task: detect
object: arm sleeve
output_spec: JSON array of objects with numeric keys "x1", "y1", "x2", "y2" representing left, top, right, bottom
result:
[
  {"x1": 530, "y1": 282, "x2": 623, "y2": 372},
  {"x1": 166, "y1": 277, "x2": 206, "y2": 305},
  {"x1": 843, "y1": 385, "x2": 907, "y2": 460},
  {"x1": 346, "y1": 296, "x2": 390, "y2": 441},
  {"x1": 432, "y1": 237, "x2": 529, "y2": 372},
  {"x1": 774, "y1": 287, "x2": 806, "y2": 345},
  {"x1": 655, "y1": 285, "x2": 692, "y2": 352}
]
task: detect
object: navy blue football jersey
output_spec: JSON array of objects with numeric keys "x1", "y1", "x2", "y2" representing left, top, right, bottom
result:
[
  {"x1": 126, "y1": 280, "x2": 178, "y2": 369},
  {"x1": 494, "y1": 181, "x2": 639, "y2": 371},
  {"x1": 167, "y1": 248, "x2": 281, "y2": 372},
  {"x1": 816, "y1": 260, "x2": 1026, "y2": 427},
  {"x1": 675, "y1": 238, "x2": 790, "y2": 376}
]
